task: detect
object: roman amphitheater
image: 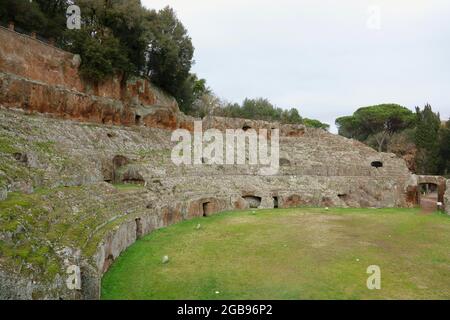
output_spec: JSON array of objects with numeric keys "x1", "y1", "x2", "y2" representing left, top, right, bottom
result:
[{"x1": 0, "y1": 26, "x2": 449, "y2": 299}]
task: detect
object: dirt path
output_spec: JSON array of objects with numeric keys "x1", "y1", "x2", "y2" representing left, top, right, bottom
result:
[{"x1": 420, "y1": 192, "x2": 438, "y2": 213}]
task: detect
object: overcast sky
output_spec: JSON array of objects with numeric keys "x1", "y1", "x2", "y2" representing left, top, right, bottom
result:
[{"x1": 142, "y1": 0, "x2": 450, "y2": 132}]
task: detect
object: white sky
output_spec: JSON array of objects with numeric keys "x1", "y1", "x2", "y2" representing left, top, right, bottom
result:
[{"x1": 142, "y1": 0, "x2": 450, "y2": 132}]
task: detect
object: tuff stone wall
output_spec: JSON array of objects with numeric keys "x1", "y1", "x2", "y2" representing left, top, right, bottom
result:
[
  {"x1": 202, "y1": 116, "x2": 307, "y2": 137},
  {"x1": 0, "y1": 107, "x2": 414, "y2": 299},
  {"x1": 0, "y1": 26, "x2": 438, "y2": 300},
  {"x1": 446, "y1": 180, "x2": 450, "y2": 214},
  {"x1": 0, "y1": 26, "x2": 349, "y2": 138},
  {"x1": 0, "y1": 26, "x2": 179, "y2": 130},
  {"x1": 416, "y1": 175, "x2": 448, "y2": 205}
]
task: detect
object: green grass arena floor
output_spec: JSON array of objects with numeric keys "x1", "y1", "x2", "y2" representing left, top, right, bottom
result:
[{"x1": 101, "y1": 207, "x2": 450, "y2": 300}]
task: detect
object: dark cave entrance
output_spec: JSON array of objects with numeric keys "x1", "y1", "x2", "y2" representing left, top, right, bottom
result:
[
  {"x1": 202, "y1": 202, "x2": 212, "y2": 217},
  {"x1": 280, "y1": 158, "x2": 291, "y2": 166},
  {"x1": 135, "y1": 114, "x2": 142, "y2": 125},
  {"x1": 273, "y1": 196, "x2": 279, "y2": 209},
  {"x1": 111, "y1": 155, "x2": 130, "y2": 184},
  {"x1": 371, "y1": 161, "x2": 384, "y2": 168},
  {"x1": 243, "y1": 196, "x2": 262, "y2": 209},
  {"x1": 338, "y1": 194, "x2": 349, "y2": 203},
  {"x1": 135, "y1": 218, "x2": 143, "y2": 238}
]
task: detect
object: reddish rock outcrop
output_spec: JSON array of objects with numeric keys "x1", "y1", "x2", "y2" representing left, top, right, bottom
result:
[
  {"x1": 282, "y1": 194, "x2": 306, "y2": 208},
  {"x1": 0, "y1": 26, "x2": 323, "y2": 138},
  {"x1": 0, "y1": 26, "x2": 179, "y2": 130}
]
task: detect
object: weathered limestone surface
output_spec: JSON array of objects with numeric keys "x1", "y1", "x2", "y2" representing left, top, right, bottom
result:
[
  {"x1": 0, "y1": 107, "x2": 416, "y2": 299},
  {"x1": 421, "y1": 176, "x2": 447, "y2": 204},
  {"x1": 1, "y1": 26, "x2": 445, "y2": 301},
  {"x1": 202, "y1": 116, "x2": 306, "y2": 137},
  {"x1": 0, "y1": 270, "x2": 67, "y2": 300},
  {"x1": 0, "y1": 187, "x2": 6, "y2": 201},
  {"x1": 446, "y1": 180, "x2": 450, "y2": 214}
]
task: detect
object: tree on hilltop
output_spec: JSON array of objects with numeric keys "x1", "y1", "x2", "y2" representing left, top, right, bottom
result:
[
  {"x1": 1, "y1": 0, "x2": 198, "y2": 111},
  {"x1": 336, "y1": 104, "x2": 415, "y2": 152},
  {"x1": 143, "y1": 6, "x2": 195, "y2": 112},
  {"x1": 414, "y1": 104, "x2": 441, "y2": 174},
  {"x1": 439, "y1": 119, "x2": 450, "y2": 175}
]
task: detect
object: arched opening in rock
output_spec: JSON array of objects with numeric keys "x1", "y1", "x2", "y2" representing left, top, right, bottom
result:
[
  {"x1": 135, "y1": 114, "x2": 142, "y2": 125},
  {"x1": 419, "y1": 183, "x2": 438, "y2": 212},
  {"x1": 102, "y1": 167, "x2": 113, "y2": 183},
  {"x1": 243, "y1": 196, "x2": 262, "y2": 209},
  {"x1": 135, "y1": 218, "x2": 143, "y2": 238},
  {"x1": 280, "y1": 158, "x2": 291, "y2": 167},
  {"x1": 242, "y1": 125, "x2": 252, "y2": 132},
  {"x1": 273, "y1": 196, "x2": 279, "y2": 209},
  {"x1": 202, "y1": 202, "x2": 214, "y2": 217},
  {"x1": 113, "y1": 155, "x2": 129, "y2": 169},
  {"x1": 112, "y1": 155, "x2": 130, "y2": 183},
  {"x1": 338, "y1": 194, "x2": 349, "y2": 201},
  {"x1": 371, "y1": 161, "x2": 383, "y2": 168}
]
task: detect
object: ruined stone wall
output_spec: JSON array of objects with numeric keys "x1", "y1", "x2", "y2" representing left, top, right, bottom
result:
[
  {"x1": 446, "y1": 180, "x2": 450, "y2": 214},
  {"x1": 0, "y1": 27, "x2": 349, "y2": 137},
  {"x1": 0, "y1": 26, "x2": 179, "y2": 129},
  {"x1": 0, "y1": 27, "x2": 84, "y2": 91},
  {"x1": 0, "y1": 26, "x2": 423, "y2": 300},
  {"x1": 202, "y1": 116, "x2": 307, "y2": 137},
  {"x1": 0, "y1": 108, "x2": 415, "y2": 299}
]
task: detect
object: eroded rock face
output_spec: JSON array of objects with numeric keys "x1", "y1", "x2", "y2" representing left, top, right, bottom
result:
[
  {"x1": 0, "y1": 28, "x2": 353, "y2": 138},
  {"x1": 97, "y1": 220, "x2": 137, "y2": 274},
  {"x1": 243, "y1": 196, "x2": 262, "y2": 208},
  {"x1": 187, "y1": 198, "x2": 227, "y2": 218},
  {"x1": 202, "y1": 116, "x2": 306, "y2": 137},
  {"x1": 0, "y1": 187, "x2": 6, "y2": 201},
  {"x1": 0, "y1": 27, "x2": 428, "y2": 300},
  {"x1": 0, "y1": 107, "x2": 416, "y2": 300},
  {"x1": 446, "y1": 180, "x2": 450, "y2": 215},
  {"x1": 283, "y1": 194, "x2": 306, "y2": 208},
  {"x1": 0, "y1": 27, "x2": 179, "y2": 131}
]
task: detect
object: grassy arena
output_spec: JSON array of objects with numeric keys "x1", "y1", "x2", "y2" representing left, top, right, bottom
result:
[{"x1": 101, "y1": 208, "x2": 450, "y2": 300}]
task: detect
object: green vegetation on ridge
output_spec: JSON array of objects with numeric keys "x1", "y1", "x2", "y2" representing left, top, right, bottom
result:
[
  {"x1": 214, "y1": 98, "x2": 330, "y2": 129},
  {"x1": 336, "y1": 103, "x2": 450, "y2": 175},
  {"x1": 0, "y1": 184, "x2": 149, "y2": 282},
  {"x1": 0, "y1": 0, "x2": 327, "y2": 128}
]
